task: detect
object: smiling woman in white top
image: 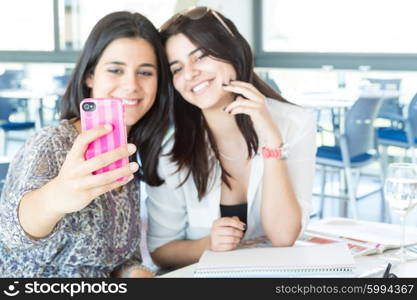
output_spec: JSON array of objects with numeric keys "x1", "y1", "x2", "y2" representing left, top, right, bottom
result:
[{"x1": 146, "y1": 7, "x2": 316, "y2": 269}]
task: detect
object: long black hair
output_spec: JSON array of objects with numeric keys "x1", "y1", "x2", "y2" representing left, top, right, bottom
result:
[
  {"x1": 61, "y1": 11, "x2": 173, "y2": 186},
  {"x1": 160, "y1": 7, "x2": 290, "y2": 199}
]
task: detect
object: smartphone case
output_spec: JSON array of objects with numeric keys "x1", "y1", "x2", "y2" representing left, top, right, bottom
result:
[{"x1": 80, "y1": 98, "x2": 128, "y2": 181}]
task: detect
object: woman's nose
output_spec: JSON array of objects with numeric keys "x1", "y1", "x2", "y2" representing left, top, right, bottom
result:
[
  {"x1": 183, "y1": 64, "x2": 199, "y2": 81},
  {"x1": 122, "y1": 73, "x2": 141, "y2": 93}
]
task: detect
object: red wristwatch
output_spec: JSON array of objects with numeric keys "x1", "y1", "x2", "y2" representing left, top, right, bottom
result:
[{"x1": 262, "y1": 143, "x2": 289, "y2": 160}]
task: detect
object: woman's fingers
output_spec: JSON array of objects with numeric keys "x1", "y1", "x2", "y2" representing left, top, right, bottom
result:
[
  {"x1": 214, "y1": 226, "x2": 244, "y2": 238},
  {"x1": 82, "y1": 161, "x2": 139, "y2": 189},
  {"x1": 89, "y1": 175, "x2": 135, "y2": 198},
  {"x1": 210, "y1": 217, "x2": 246, "y2": 251},
  {"x1": 222, "y1": 85, "x2": 259, "y2": 102},
  {"x1": 214, "y1": 217, "x2": 246, "y2": 231},
  {"x1": 216, "y1": 236, "x2": 241, "y2": 245},
  {"x1": 69, "y1": 125, "x2": 113, "y2": 160},
  {"x1": 211, "y1": 236, "x2": 240, "y2": 252},
  {"x1": 223, "y1": 98, "x2": 258, "y2": 114},
  {"x1": 83, "y1": 143, "x2": 136, "y2": 173},
  {"x1": 222, "y1": 81, "x2": 265, "y2": 102},
  {"x1": 228, "y1": 80, "x2": 262, "y2": 95}
]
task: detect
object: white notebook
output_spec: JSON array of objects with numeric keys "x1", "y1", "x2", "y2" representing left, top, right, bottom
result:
[{"x1": 194, "y1": 243, "x2": 355, "y2": 278}]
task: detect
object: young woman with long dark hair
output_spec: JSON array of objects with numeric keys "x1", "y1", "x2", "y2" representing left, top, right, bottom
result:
[
  {"x1": 0, "y1": 11, "x2": 172, "y2": 277},
  {"x1": 146, "y1": 7, "x2": 316, "y2": 269}
]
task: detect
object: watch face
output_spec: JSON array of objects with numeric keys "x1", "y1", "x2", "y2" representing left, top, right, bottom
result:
[{"x1": 282, "y1": 143, "x2": 289, "y2": 159}]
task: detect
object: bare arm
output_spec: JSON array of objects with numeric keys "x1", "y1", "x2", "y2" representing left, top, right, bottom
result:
[
  {"x1": 261, "y1": 150, "x2": 301, "y2": 246},
  {"x1": 151, "y1": 237, "x2": 210, "y2": 269},
  {"x1": 224, "y1": 81, "x2": 315, "y2": 246},
  {"x1": 18, "y1": 125, "x2": 138, "y2": 239}
]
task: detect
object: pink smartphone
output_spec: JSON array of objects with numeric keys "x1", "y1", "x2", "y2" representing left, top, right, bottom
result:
[{"x1": 80, "y1": 98, "x2": 128, "y2": 181}]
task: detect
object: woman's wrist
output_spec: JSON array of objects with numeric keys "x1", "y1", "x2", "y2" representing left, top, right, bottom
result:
[
  {"x1": 260, "y1": 130, "x2": 283, "y2": 148},
  {"x1": 40, "y1": 179, "x2": 67, "y2": 218}
]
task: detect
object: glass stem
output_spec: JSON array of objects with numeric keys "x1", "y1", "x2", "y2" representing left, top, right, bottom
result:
[{"x1": 399, "y1": 215, "x2": 406, "y2": 257}]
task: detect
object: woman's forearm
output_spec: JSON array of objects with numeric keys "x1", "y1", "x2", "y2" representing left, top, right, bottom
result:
[
  {"x1": 18, "y1": 179, "x2": 65, "y2": 239},
  {"x1": 151, "y1": 236, "x2": 210, "y2": 269},
  {"x1": 261, "y1": 159, "x2": 302, "y2": 246}
]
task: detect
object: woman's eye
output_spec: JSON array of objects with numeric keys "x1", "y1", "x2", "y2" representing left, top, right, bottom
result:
[
  {"x1": 139, "y1": 70, "x2": 154, "y2": 77},
  {"x1": 108, "y1": 69, "x2": 122, "y2": 74},
  {"x1": 171, "y1": 67, "x2": 182, "y2": 75},
  {"x1": 196, "y1": 53, "x2": 208, "y2": 61}
]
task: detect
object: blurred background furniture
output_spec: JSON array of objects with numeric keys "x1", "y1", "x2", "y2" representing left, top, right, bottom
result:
[
  {"x1": 378, "y1": 93, "x2": 417, "y2": 166},
  {"x1": 365, "y1": 78, "x2": 403, "y2": 127},
  {"x1": 0, "y1": 99, "x2": 35, "y2": 155},
  {"x1": 0, "y1": 159, "x2": 10, "y2": 196},
  {"x1": 316, "y1": 97, "x2": 386, "y2": 220}
]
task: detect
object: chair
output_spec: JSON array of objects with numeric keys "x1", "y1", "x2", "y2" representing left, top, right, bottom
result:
[
  {"x1": 49, "y1": 74, "x2": 71, "y2": 121},
  {"x1": 316, "y1": 96, "x2": 385, "y2": 220},
  {"x1": 0, "y1": 69, "x2": 29, "y2": 112},
  {"x1": 0, "y1": 69, "x2": 24, "y2": 89},
  {"x1": 0, "y1": 99, "x2": 35, "y2": 155},
  {"x1": 377, "y1": 93, "x2": 417, "y2": 165},
  {"x1": 365, "y1": 78, "x2": 402, "y2": 123}
]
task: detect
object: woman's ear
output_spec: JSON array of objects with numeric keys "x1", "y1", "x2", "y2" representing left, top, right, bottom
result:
[{"x1": 85, "y1": 74, "x2": 94, "y2": 89}]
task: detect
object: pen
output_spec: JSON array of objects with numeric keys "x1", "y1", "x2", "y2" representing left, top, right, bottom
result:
[
  {"x1": 383, "y1": 263, "x2": 392, "y2": 278},
  {"x1": 382, "y1": 263, "x2": 397, "y2": 278},
  {"x1": 357, "y1": 263, "x2": 397, "y2": 278}
]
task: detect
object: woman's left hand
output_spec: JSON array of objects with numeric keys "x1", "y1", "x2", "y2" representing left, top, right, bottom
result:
[{"x1": 222, "y1": 81, "x2": 283, "y2": 147}]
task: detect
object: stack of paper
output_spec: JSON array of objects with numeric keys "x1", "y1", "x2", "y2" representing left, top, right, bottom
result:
[{"x1": 305, "y1": 218, "x2": 417, "y2": 256}]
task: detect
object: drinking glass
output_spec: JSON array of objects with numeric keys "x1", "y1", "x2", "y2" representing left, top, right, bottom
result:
[{"x1": 384, "y1": 163, "x2": 417, "y2": 262}]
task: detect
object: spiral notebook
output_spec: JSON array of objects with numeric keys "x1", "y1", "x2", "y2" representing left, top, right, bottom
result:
[{"x1": 194, "y1": 243, "x2": 355, "y2": 278}]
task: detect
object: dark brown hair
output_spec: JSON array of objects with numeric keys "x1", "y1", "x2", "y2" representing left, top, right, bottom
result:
[
  {"x1": 61, "y1": 11, "x2": 173, "y2": 186},
  {"x1": 160, "y1": 7, "x2": 289, "y2": 198}
]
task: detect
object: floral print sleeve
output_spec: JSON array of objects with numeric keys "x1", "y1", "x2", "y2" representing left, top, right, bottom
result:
[
  {"x1": 0, "y1": 120, "x2": 144, "y2": 277},
  {"x1": 0, "y1": 127, "x2": 66, "y2": 249}
]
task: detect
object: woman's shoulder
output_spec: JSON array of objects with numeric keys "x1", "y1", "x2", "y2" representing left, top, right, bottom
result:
[
  {"x1": 27, "y1": 120, "x2": 78, "y2": 146},
  {"x1": 17, "y1": 120, "x2": 78, "y2": 157},
  {"x1": 266, "y1": 98, "x2": 314, "y2": 128}
]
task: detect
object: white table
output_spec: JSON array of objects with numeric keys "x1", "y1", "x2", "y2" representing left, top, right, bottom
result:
[{"x1": 161, "y1": 218, "x2": 417, "y2": 278}]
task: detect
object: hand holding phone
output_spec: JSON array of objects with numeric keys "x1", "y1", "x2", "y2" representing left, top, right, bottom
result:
[{"x1": 80, "y1": 98, "x2": 129, "y2": 181}]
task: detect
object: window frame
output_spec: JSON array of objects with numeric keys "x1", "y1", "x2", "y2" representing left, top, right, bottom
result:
[
  {"x1": 253, "y1": 0, "x2": 417, "y2": 71},
  {"x1": 0, "y1": 0, "x2": 79, "y2": 63}
]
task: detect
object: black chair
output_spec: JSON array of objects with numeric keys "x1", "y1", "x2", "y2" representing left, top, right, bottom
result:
[{"x1": 316, "y1": 97, "x2": 386, "y2": 220}]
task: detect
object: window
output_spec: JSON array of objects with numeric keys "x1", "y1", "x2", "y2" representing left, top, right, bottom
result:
[
  {"x1": 61, "y1": 0, "x2": 176, "y2": 51},
  {"x1": 0, "y1": 0, "x2": 54, "y2": 51},
  {"x1": 255, "y1": 0, "x2": 417, "y2": 70},
  {"x1": 0, "y1": 0, "x2": 177, "y2": 63}
]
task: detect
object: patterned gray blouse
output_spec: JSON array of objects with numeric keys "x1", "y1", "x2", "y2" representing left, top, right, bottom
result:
[{"x1": 0, "y1": 120, "x2": 143, "y2": 277}]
